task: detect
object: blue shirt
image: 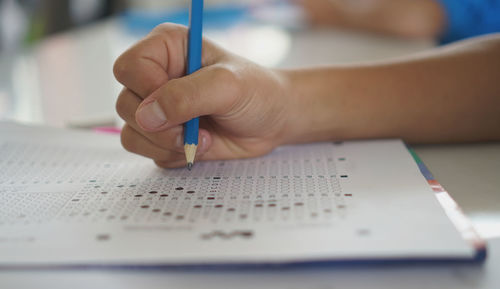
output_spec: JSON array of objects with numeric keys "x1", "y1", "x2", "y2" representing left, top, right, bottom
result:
[{"x1": 438, "y1": 0, "x2": 500, "y2": 43}]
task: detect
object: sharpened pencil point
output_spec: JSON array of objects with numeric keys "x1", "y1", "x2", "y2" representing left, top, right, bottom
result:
[{"x1": 184, "y1": 144, "x2": 197, "y2": 170}]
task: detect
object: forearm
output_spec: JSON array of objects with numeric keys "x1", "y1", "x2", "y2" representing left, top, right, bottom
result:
[
  {"x1": 282, "y1": 34, "x2": 500, "y2": 144},
  {"x1": 302, "y1": 0, "x2": 445, "y2": 38}
]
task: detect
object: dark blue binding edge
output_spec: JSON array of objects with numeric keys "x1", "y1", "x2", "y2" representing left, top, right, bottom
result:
[{"x1": 0, "y1": 253, "x2": 487, "y2": 271}]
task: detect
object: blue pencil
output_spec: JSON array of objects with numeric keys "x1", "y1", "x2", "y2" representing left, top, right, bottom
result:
[{"x1": 184, "y1": 0, "x2": 204, "y2": 170}]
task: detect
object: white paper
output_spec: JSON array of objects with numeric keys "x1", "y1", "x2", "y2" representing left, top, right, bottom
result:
[{"x1": 0, "y1": 122, "x2": 473, "y2": 267}]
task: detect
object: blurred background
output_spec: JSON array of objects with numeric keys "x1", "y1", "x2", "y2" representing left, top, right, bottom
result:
[
  {"x1": 4, "y1": 0, "x2": 500, "y2": 128},
  {"x1": 0, "y1": 0, "x2": 278, "y2": 53},
  {"x1": 1, "y1": 0, "x2": 499, "y2": 127},
  {"x1": 0, "y1": 0, "x2": 439, "y2": 129}
]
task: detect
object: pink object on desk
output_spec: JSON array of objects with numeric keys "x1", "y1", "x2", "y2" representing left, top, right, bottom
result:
[{"x1": 93, "y1": 126, "x2": 122, "y2": 135}]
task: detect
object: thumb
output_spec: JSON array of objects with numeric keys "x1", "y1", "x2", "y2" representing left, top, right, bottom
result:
[{"x1": 135, "y1": 64, "x2": 242, "y2": 132}]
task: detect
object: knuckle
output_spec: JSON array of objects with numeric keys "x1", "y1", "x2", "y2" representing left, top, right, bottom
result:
[
  {"x1": 160, "y1": 80, "x2": 193, "y2": 122},
  {"x1": 152, "y1": 23, "x2": 186, "y2": 35},
  {"x1": 154, "y1": 159, "x2": 183, "y2": 169},
  {"x1": 115, "y1": 89, "x2": 132, "y2": 122},
  {"x1": 213, "y1": 65, "x2": 242, "y2": 96},
  {"x1": 115, "y1": 92, "x2": 125, "y2": 115},
  {"x1": 213, "y1": 65, "x2": 239, "y2": 83},
  {"x1": 120, "y1": 126, "x2": 138, "y2": 153},
  {"x1": 154, "y1": 159, "x2": 170, "y2": 168},
  {"x1": 113, "y1": 55, "x2": 129, "y2": 83},
  {"x1": 212, "y1": 64, "x2": 242, "y2": 108}
]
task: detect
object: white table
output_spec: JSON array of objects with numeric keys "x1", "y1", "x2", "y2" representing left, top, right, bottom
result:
[{"x1": 1, "y1": 17, "x2": 499, "y2": 289}]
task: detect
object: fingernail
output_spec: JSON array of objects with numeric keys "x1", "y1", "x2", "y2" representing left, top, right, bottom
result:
[
  {"x1": 137, "y1": 101, "x2": 167, "y2": 129},
  {"x1": 200, "y1": 135, "x2": 208, "y2": 152}
]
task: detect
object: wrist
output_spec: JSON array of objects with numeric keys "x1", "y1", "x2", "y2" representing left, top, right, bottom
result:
[
  {"x1": 277, "y1": 66, "x2": 390, "y2": 144},
  {"x1": 277, "y1": 68, "x2": 344, "y2": 145}
]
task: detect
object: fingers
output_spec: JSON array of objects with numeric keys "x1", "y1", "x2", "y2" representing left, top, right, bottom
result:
[
  {"x1": 113, "y1": 36, "x2": 168, "y2": 98},
  {"x1": 121, "y1": 124, "x2": 212, "y2": 168},
  {"x1": 115, "y1": 87, "x2": 141, "y2": 125},
  {"x1": 113, "y1": 23, "x2": 222, "y2": 99},
  {"x1": 116, "y1": 88, "x2": 185, "y2": 153},
  {"x1": 135, "y1": 64, "x2": 242, "y2": 132},
  {"x1": 114, "y1": 22, "x2": 238, "y2": 166},
  {"x1": 121, "y1": 124, "x2": 183, "y2": 162},
  {"x1": 116, "y1": 87, "x2": 214, "y2": 164}
]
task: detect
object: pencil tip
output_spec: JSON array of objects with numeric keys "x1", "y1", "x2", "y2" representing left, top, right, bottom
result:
[{"x1": 187, "y1": 162, "x2": 193, "y2": 171}]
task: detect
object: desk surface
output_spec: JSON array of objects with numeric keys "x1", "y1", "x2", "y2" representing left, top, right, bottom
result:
[
  {"x1": 1, "y1": 17, "x2": 499, "y2": 289},
  {"x1": 415, "y1": 143, "x2": 500, "y2": 226}
]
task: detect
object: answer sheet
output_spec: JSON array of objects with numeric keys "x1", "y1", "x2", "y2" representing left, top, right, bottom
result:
[{"x1": 0, "y1": 122, "x2": 474, "y2": 267}]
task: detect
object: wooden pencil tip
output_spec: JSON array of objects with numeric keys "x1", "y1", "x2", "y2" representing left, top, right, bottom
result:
[{"x1": 184, "y1": 144, "x2": 197, "y2": 170}]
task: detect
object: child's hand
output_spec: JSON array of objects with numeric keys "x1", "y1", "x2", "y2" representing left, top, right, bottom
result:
[{"x1": 113, "y1": 24, "x2": 294, "y2": 168}]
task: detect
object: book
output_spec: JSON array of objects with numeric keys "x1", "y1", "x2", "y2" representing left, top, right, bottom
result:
[{"x1": 0, "y1": 122, "x2": 486, "y2": 268}]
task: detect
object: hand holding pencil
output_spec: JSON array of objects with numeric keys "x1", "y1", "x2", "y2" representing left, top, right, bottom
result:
[{"x1": 113, "y1": 23, "x2": 293, "y2": 168}]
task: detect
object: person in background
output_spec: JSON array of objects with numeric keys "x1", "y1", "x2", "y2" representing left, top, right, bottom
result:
[{"x1": 299, "y1": 0, "x2": 500, "y2": 43}]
